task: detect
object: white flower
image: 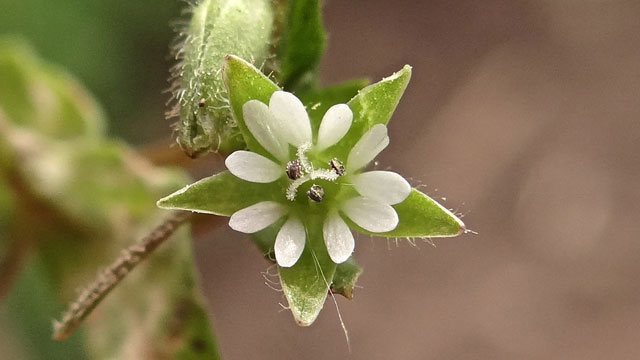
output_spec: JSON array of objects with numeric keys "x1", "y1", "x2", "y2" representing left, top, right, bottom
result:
[{"x1": 225, "y1": 91, "x2": 411, "y2": 267}]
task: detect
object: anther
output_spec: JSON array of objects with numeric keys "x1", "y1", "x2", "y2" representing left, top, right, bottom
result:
[
  {"x1": 329, "y1": 158, "x2": 345, "y2": 176},
  {"x1": 307, "y1": 184, "x2": 324, "y2": 202},
  {"x1": 286, "y1": 160, "x2": 303, "y2": 180},
  {"x1": 198, "y1": 98, "x2": 206, "y2": 107}
]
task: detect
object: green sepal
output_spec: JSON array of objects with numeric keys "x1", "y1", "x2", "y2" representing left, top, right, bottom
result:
[
  {"x1": 252, "y1": 223, "x2": 364, "y2": 301},
  {"x1": 278, "y1": 216, "x2": 336, "y2": 326},
  {"x1": 222, "y1": 55, "x2": 281, "y2": 161},
  {"x1": 250, "y1": 217, "x2": 285, "y2": 257},
  {"x1": 278, "y1": 0, "x2": 326, "y2": 91},
  {"x1": 298, "y1": 77, "x2": 370, "y2": 136},
  {"x1": 321, "y1": 65, "x2": 412, "y2": 160},
  {"x1": 157, "y1": 170, "x2": 281, "y2": 216},
  {"x1": 331, "y1": 257, "x2": 363, "y2": 300},
  {"x1": 348, "y1": 188, "x2": 465, "y2": 238}
]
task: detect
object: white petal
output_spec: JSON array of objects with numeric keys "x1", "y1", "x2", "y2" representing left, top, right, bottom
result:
[
  {"x1": 274, "y1": 217, "x2": 306, "y2": 267},
  {"x1": 229, "y1": 201, "x2": 287, "y2": 233},
  {"x1": 225, "y1": 151, "x2": 283, "y2": 183},
  {"x1": 269, "y1": 91, "x2": 312, "y2": 146},
  {"x1": 342, "y1": 196, "x2": 399, "y2": 233},
  {"x1": 347, "y1": 124, "x2": 389, "y2": 171},
  {"x1": 242, "y1": 100, "x2": 289, "y2": 162},
  {"x1": 316, "y1": 104, "x2": 353, "y2": 151},
  {"x1": 352, "y1": 171, "x2": 411, "y2": 205},
  {"x1": 323, "y1": 210, "x2": 355, "y2": 263}
]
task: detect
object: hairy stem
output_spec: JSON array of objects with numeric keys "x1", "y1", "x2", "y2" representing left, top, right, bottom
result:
[{"x1": 52, "y1": 211, "x2": 193, "y2": 341}]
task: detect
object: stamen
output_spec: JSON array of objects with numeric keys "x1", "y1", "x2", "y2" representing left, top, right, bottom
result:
[
  {"x1": 285, "y1": 143, "x2": 342, "y2": 201},
  {"x1": 296, "y1": 142, "x2": 313, "y2": 173},
  {"x1": 329, "y1": 158, "x2": 345, "y2": 176},
  {"x1": 287, "y1": 174, "x2": 311, "y2": 200},
  {"x1": 307, "y1": 184, "x2": 324, "y2": 202},
  {"x1": 285, "y1": 160, "x2": 303, "y2": 180},
  {"x1": 286, "y1": 169, "x2": 339, "y2": 201}
]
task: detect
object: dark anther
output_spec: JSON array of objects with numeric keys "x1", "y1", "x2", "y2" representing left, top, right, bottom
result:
[
  {"x1": 329, "y1": 158, "x2": 345, "y2": 176},
  {"x1": 286, "y1": 160, "x2": 303, "y2": 180},
  {"x1": 307, "y1": 184, "x2": 324, "y2": 202},
  {"x1": 198, "y1": 98, "x2": 206, "y2": 107}
]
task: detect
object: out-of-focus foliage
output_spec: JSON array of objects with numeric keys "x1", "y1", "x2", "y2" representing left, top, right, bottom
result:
[
  {"x1": 0, "y1": 0, "x2": 182, "y2": 142},
  {"x1": 277, "y1": 0, "x2": 326, "y2": 91},
  {"x1": 0, "y1": 38, "x2": 219, "y2": 359}
]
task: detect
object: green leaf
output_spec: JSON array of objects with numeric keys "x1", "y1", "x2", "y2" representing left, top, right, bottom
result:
[
  {"x1": 222, "y1": 55, "x2": 281, "y2": 161},
  {"x1": 325, "y1": 65, "x2": 412, "y2": 160},
  {"x1": 278, "y1": 0, "x2": 326, "y2": 90},
  {"x1": 172, "y1": 0, "x2": 275, "y2": 156},
  {"x1": 348, "y1": 188, "x2": 465, "y2": 238},
  {"x1": 278, "y1": 217, "x2": 336, "y2": 326},
  {"x1": 331, "y1": 257, "x2": 363, "y2": 300},
  {"x1": 157, "y1": 170, "x2": 282, "y2": 216}
]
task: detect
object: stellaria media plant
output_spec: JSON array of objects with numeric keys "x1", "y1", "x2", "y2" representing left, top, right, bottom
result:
[
  {"x1": 40, "y1": 0, "x2": 468, "y2": 356},
  {"x1": 158, "y1": 55, "x2": 465, "y2": 325}
]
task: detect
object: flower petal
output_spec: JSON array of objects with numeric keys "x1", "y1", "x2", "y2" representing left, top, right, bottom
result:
[
  {"x1": 323, "y1": 210, "x2": 355, "y2": 264},
  {"x1": 274, "y1": 217, "x2": 306, "y2": 267},
  {"x1": 347, "y1": 124, "x2": 389, "y2": 171},
  {"x1": 316, "y1": 104, "x2": 353, "y2": 151},
  {"x1": 342, "y1": 196, "x2": 399, "y2": 233},
  {"x1": 242, "y1": 100, "x2": 289, "y2": 162},
  {"x1": 269, "y1": 91, "x2": 312, "y2": 146},
  {"x1": 229, "y1": 201, "x2": 287, "y2": 233},
  {"x1": 352, "y1": 171, "x2": 411, "y2": 205},
  {"x1": 225, "y1": 150, "x2": 283, "y2": 183}
]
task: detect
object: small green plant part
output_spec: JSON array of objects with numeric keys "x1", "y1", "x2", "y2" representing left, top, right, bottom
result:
[
  {"x1": 158, "y1": 55, "x2": 466, "y2": 325},
  {"x1": 169, "y1": 0, "x2": 275, "y2": 156}
]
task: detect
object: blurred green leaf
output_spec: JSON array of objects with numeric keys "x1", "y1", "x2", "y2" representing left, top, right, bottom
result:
[
  {"x1": 0, "y1": 176, "x2": 16, "y2": 281},
  {"x1": 0, "y1": 39, "x2": 220, "y2": 359},
  {"x1": 0, "y1": 37, "x2": 104, "y2": 140},
  {"x1": 0, "y1": 0, "x2": 183, "y2": 142},
  {"x1": 1, "y1": 256, "x2": 89, "y2": 360},
  {"x1": 278, "y1": 0, "x2": 326, "y2": 90}
]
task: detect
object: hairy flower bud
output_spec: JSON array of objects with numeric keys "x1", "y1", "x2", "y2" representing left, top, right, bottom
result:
[{"x1": 169, "y1": 0, "x2": 274, "y2": 156}]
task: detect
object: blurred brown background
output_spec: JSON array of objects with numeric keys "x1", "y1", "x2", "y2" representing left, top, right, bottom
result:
[
  {"x1": 3, "y1": 0, "x2": 640, "y2": 358},
  {"x1": 195, "y1": 1, "x2": 640, "y2": 359}
]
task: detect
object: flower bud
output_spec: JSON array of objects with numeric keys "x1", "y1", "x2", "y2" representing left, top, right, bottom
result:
[{"x1": 169, "y1": 0, "x2": 274, "y2": 156}]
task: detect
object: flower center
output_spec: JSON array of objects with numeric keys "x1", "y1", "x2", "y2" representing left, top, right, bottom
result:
[{"x1": 285, "y1": 143, "x2": 345, "y2": 201}]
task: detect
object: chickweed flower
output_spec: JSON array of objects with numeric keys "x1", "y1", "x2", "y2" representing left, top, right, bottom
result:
[
  {"x1": 224, "y1": 90, "x2": 411, "y2": 266},
  {"x1": 158, "y1": 55, "x2": 465, "y2": 326}
]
